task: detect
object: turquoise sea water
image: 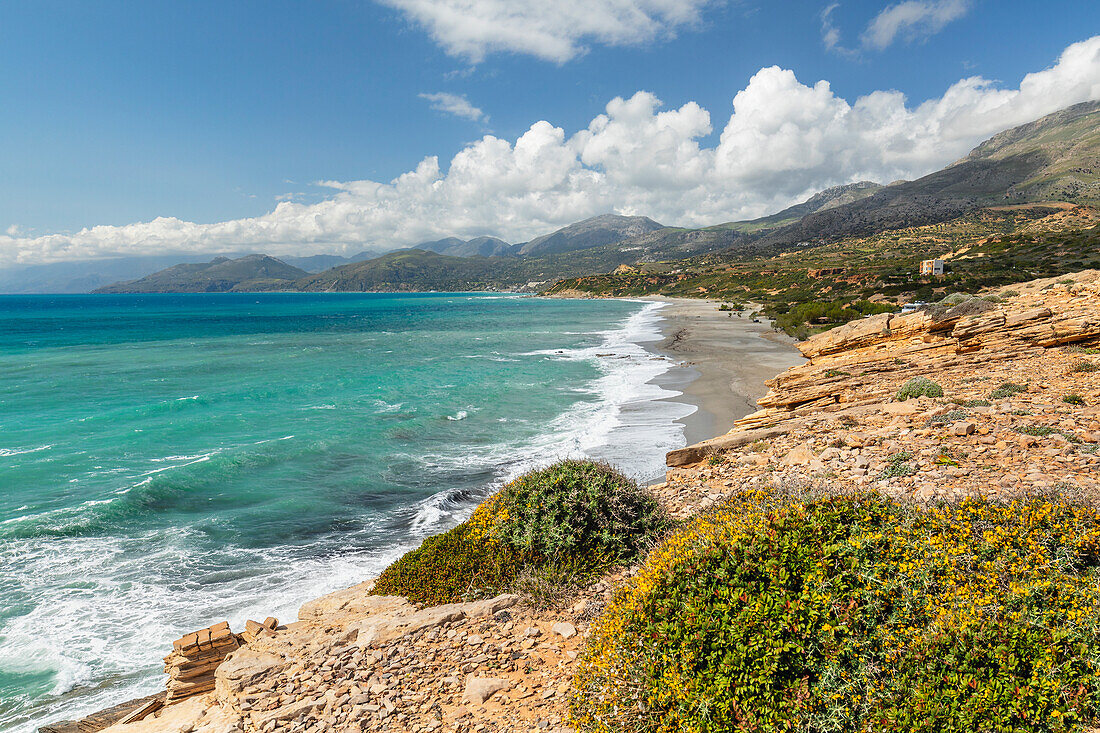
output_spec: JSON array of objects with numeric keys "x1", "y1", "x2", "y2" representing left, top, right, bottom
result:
[{"x1": 0, "y1": 292, "x2": 691, "y2": 732}]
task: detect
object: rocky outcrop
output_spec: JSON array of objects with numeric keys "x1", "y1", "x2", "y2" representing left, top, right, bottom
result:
[
  {"x1": 726, "y1": 270, "x2": 1100, "y2": 434},
  {"x1": 90, "y1": 585, "x2": 596, "y2": 733}
]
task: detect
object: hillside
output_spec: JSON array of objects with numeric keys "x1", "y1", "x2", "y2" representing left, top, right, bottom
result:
[
  {"x1": 293, "y1": 249, "x2": 514, "y2": 292},
  {"x1": 517, "y1": 214, "x2": 663, "y2": 255},
  {"x1": 93, "y1": 255, "x2": 308, "y2": 293},
  {"x1": 715, "y1": 180, "x2": 884, "y2": 233},
  {"x1": 415, "y1": 236, "x2": 514, "y2": 258},
  {"x1": 757, "y1": 101, "x2": 1100, "y2": 248},
  {"x1": 547, "y1": 204, "x2": 1100, "y2": 336}
]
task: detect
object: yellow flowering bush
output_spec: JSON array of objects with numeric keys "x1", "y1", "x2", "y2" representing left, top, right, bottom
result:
[
  {"x1": 373, "y1": 460, "x2": 667, "y2": 606},
  {"x1": 572, "y1": 489, "x2": 1100, "y2": 733}
]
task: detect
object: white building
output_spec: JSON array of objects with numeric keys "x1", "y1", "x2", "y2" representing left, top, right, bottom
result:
[{"x1": 920, "y1": 259, "x2": 945, "y2": 276}]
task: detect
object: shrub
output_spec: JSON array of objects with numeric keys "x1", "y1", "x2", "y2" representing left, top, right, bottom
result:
[
  {"x1": 486, "y1": 460, "x2": 668, "y2": 562},
  {"x1": 371, "y1": 522, "x2": 530, "y2": 606},
  {"x1": 926, "y1": 409, "x2": 967, "y2": 426},
  {"x1": 895, "y1": 376, "x2": 943, "y2": 401},
  {"x1": 963, "y1": 399, "x2": 991, "y2": 407},
  {"x1": 879, "y1": 451, "x2": 916, "y2": 479},
  {"x1": 373, "y1": 460, "x2": 667, "y2": 606},
  {"x1": 1018, "y1": 425, "x2": 1055, "y2": 437},
  {"x1": 572, "y1": 490, "x2": 1100, "y2": 733},
  {"x1": 1064, "y1": 393, "x2": 1086, "y2": 406},
  {"x1": 1072, "y1": 361, "x2": 1098, "y2": 373},
  {"x1": 990, "y1": 381, "x2": 1028, "y2": 400}
]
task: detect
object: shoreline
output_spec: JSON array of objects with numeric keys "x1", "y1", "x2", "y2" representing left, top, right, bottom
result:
[
  {"x1": 645, "y1": 298, "x2": 805, "y2": 447},
  {"x1": 33, "y1": 295, "x2": 801, "y2": 733}
]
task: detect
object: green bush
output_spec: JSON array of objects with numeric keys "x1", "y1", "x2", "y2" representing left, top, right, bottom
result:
[
  {"x1": 990, "y1": 381, "x2": 1029, "y2": 400},
  {"x1": 573, "y1": 491, "x2": 1100, "y2": 733},
  {"x1": 1064, "y1": 393, "x2": 1086, "y2": 406},
  {"x1": 488, "y1": 460, "x2": 668, "y2": 562},
  {"x1": 1072, "y1": 361, "x2": 1098, "y2": 373},
  {"x1": 372, "y1": 460, "x2": 667, "y2": 606},
  {"x1": 371, "y1": 523, "x2": 530, "y2": 606},
  {"x1": 895, "y1": 376, "x2": 944, "y2": 401}
]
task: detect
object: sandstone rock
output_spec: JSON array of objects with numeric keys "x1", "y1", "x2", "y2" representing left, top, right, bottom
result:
[
  {"x1": 551, "y1": 622, "x2": 577, "y2": 639},
  {"x1": 464, "y1": 676, "x2": 510, "y2": 705},
  {"x1": 297, "y1": 585, "x2": 408, "y2": 621},
  {"x1": 951, "y1": 421, "x2": 977, "y2": 436},
  {"x1": 781, "y1": 443, "x2": 816, "y2": 466},
  {"x1": 215, "y1": 651, "x2": 287, "y2": 698}
]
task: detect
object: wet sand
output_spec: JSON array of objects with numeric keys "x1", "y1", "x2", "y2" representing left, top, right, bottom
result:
[{"x1": 648, "y1": 298, "x2": 806, "y2": 446}]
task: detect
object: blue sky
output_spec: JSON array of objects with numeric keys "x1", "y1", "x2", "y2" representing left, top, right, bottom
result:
[{"x1": 1, "y1": 0, "x2": 1099, "y2": 264}]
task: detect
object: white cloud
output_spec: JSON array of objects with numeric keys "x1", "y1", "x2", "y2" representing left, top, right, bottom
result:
[
  {"x1": 419, "y1": 91, "x2": 488, "y2": 123},
  {"x1": 378, "y1": 0, "x2": 717, "y2": 63},
  {"x1": 820, "y1": 4, "x2": 841, "y2": 52},
  {"x1": 3, "y1": 36, "x2": 1100, "y2": 267},
  {"x1": 862, "y1": 0, "x2": 970, "y2": 50}
]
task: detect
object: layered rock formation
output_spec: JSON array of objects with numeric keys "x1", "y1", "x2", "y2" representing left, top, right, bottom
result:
[
  {"x1": 165, "y1": 622, "x2": 241, "y2": 704},
  {"x1": 735, "y1": 270, "x2": 1100, "y2": 433}
]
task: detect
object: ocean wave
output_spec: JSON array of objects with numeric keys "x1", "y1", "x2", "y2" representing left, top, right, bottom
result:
[
  {"x1": 399, "y1": 300, "x2": 693, "y2": 536},
  {"x1": 446, "y1": 410, "x2": 469, "y2": 421},
  {"x1": 0, "y1": 444, "x2": 54, "y2": 458}
]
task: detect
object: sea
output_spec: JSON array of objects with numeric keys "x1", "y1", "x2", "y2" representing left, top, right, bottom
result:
[{"x1": 0, "y1": 292, "x2": 694, "y2": 732}]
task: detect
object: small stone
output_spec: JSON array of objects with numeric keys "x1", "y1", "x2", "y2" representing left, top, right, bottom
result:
[{"x1": 551, "y1": 622, "x2": 577, "y2": 639}]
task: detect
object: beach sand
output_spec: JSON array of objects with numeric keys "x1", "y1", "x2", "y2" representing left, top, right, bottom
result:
[{"x1": 649, "y1": 298, "x2": 806, "y2": 446}]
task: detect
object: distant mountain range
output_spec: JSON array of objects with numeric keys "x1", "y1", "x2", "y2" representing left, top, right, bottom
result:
[
  {"x1": 23, "y1": 100, "x2": 1100, "y2": 296},
  {"x1": 94, "y1": 255, "x2": 311, "y2": 293}
]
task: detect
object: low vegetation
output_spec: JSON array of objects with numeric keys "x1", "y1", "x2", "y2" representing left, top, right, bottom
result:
[
  {"x1": 571, "y1": 488, "x2": 1100, "y2": 733},
  {"x1": 990, "y1": 381, "x2": 1029, "y2": 400},
  {"x1": 372, "y1": 460, "x2": 667, "y2": 606},
  {"x1": 895, "y1": 376, "x2": 944, "y2": 401},
  {"x1": 545, "y1": 207, "x2": 1100, "y2": 338}
]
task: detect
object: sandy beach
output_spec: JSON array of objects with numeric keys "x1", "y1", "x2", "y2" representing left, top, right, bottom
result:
[{"x1": 649, "y1": 298, "x2": 806, "y2": 446}]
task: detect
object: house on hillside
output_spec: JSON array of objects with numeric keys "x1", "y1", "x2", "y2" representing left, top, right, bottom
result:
[{"x1": 920, "y1": 259, "x2": 945, "y2": 276}]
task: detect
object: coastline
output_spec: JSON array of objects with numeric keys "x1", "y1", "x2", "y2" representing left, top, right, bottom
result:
[
  {"x1": 32, "y1": 295, "x2": 804, "y2": 733},
  {"x1": 646, "y1": 298, "x2": 806, "y2": 446}
]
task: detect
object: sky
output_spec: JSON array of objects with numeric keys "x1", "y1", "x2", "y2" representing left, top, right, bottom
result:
[{"x1": 2, "y1": 0, "x2": 1100, "y2": 266}]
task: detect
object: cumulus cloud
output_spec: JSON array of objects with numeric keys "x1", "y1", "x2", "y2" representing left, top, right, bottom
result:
[
  {"x1": 378, "y1": 0, "x2": 716, "y2": 63},
  {"x1": 862, "y1": 0, "x2": 970, "y2": 50},
  {"x1": 3, "y1": 36, "x2": 1100, "y2": 267},
  {"x1": 419, "y1": 91, "x2": 488, "y2": 122}
]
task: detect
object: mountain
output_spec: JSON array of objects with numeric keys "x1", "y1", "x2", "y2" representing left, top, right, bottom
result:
[
  {"x1": 716, "y1": 181, "x2": 884, "y2": 234},
  {"x1": 758, "y1": 101, "x2": 1100, "y2": 249},
  {"x1": 415, "y1": 236, "x2": 514, "y2": 258},
  {"x1": 294, "y1": 249, "x2": 515, "y2": 292},
  {"x1": 517, "y1": 214, "x2": 663, "y2": 256},
  {"x1": 281, "y1": 254, "x2": 355, "y2": 273},
  {"x1": 0, "y1": 253, "x2": 248, "y2": 294},
  {"x1": 94, "y1": 255, "x2": 309, "y2": 293}
]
